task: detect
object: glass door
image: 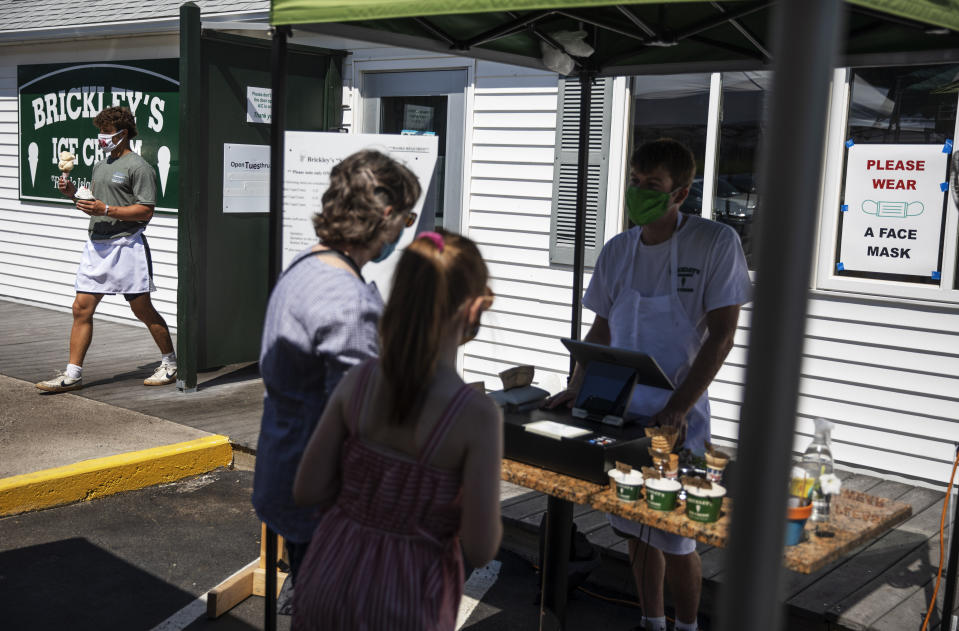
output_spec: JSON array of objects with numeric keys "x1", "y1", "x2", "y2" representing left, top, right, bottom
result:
[{"x1": 362, "y1": 69, "x2": 467, "y2": 231}]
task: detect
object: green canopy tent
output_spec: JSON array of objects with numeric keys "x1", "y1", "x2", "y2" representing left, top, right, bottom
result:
[{"x1": 261, "y1": 2, "x2": 959, "y2": 630}]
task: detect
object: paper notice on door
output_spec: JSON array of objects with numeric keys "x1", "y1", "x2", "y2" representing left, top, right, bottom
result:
[
  {"x1": 403, "y1": 104, "x2": 434, "y2": 131},
  {"x1": 223, "y1": 143, "x2": 270, "y2": 213}
]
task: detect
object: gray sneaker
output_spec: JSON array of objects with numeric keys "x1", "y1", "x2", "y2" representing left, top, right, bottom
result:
[
  {"x1": 36, "y1": 371, "x2": 82, "y2": 393},
  {"x1": 144, "y1": 363, "x2": 177, "y2": 386}
]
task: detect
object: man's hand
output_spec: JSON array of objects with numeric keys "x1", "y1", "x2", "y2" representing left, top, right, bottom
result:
[
  {"x1": 57, "y1": 174, "x2": 76, "y2": 199},
  {"x1": 76, "y1": 199, "x2": 107, "y2": 217},
  {"x1": 649, "y1": 404, "x2": 688, "y2": 446},
  {"x1": 544, "y1": 388, "x2": 578, "y2": 409}
]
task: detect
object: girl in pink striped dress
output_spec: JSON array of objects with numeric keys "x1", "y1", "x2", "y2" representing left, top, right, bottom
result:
[{"x1": 292, "y1": 229, "x2": 503, "y2": 631}]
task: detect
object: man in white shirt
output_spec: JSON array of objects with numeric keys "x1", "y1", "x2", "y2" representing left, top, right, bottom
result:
[{"x1": 550, "y1": 139, "x2": 751, "y2": 631}]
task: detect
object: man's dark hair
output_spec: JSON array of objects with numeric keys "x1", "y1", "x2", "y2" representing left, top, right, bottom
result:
[
  {"x1": 93, "y1": 106, "x2": 138, "y2": 140},
  {"x1": 630, "y1": 138, "x2": 696, "y2": 188}
]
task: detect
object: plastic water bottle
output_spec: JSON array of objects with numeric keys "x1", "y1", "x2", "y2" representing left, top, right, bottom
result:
[{"x1": 801, "y1": 418, "x2": 834, "y2": 522}]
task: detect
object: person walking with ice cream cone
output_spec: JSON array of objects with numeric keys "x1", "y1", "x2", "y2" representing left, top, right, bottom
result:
[{"x1": 37, "y1": 106, "x2": 176, "y2": 393}]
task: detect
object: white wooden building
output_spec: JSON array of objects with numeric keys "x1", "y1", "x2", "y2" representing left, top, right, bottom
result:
[{"x1": 1, "y1": 2, "x2": 957, "y2": 488}]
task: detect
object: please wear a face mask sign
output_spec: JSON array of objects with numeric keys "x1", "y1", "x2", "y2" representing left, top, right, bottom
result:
[{"x1": 837, "y1": 142, "x2": 949, "y2": 280}]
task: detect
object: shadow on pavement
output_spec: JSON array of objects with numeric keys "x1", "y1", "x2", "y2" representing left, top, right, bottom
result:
[{"x1": 0, "y1": 537, "x2": 246, "y2": 631}]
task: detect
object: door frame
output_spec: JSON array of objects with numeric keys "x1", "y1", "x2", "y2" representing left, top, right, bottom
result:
[{"x1": 352, "y1": 57, "x2": 475, "y2": 235}]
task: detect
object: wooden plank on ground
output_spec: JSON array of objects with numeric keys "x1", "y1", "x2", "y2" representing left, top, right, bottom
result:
[{"x1": 206, "y1": 558, "x2": 258, "y2": 619}]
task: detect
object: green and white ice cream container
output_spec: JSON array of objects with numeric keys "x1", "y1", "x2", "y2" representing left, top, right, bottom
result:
[
  {"x1": 684, "y1": 483, "x2": 726, "y2": 523},
  {"x1": 644, "y1": 477, "x2": 682, "y2": 511},
  {"x1": 609, "y1": 469, "x2": 644, "y2": 503}
]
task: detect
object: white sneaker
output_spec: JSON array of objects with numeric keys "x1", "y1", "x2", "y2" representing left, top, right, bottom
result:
[
  {"x1": 144, "y1": 363, "x2": 177, "y2": 386},
  {"x1": 36, "y1": 371, "x2": 82, "y2": 393}
]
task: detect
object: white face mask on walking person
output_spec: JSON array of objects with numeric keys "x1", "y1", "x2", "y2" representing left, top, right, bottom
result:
[{"x1": 97, "y1": 130, "x2": 125, "y2": 154}]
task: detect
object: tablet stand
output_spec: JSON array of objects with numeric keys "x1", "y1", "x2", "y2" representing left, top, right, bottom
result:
[{"x1": 571, "y1": 360, "x2": 639, "y2": 427}]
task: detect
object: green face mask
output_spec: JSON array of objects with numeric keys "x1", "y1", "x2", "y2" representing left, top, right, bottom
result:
[{"x1": 625, "y1": 186, "x2": 679, "y2": 226}]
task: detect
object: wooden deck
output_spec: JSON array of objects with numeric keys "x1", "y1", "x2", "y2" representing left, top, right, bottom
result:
[{"x1": 2, "y1": 297, "x2": 956, "y2": 629}]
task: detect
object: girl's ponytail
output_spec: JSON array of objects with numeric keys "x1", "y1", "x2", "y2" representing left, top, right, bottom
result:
[{"x1": 379, "y1": 229, "x2": 487, "y2": 424}]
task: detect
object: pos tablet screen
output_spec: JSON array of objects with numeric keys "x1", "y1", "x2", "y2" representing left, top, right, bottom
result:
[
  {"x1": 561, "y1": 338, "x2": 675, "y2": 391},
  {"x1": 573, "y1": 361, "x2": 636, "y2": 414}
]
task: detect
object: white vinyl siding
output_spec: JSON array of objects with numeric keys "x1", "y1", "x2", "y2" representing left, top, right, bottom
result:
[
  {"x1": 464, "y1": 61, "x2": 601, "y2": 396},
  {"x1": 709, "y1": 294, "x2": 959, "y2": 485},
  {"x1": 0, "y1": 35, "x2": 179, "y2": 330}
]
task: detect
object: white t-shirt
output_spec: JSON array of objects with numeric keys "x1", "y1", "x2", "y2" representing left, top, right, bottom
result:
[{"x1": 583, "y1": 215, "x2": 752, "y2": 338}]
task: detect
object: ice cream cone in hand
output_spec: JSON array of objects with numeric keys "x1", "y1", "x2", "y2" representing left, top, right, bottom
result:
[{"x1": 58, "y1": 151, "x2": 76, "y2": 174}]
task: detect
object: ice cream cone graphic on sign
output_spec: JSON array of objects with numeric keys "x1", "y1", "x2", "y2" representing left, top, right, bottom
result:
[
  {"x1": 28, "y1": 143, "x2": 39, "y2": 186},
  {"x1": 157, "y1": 146, "x2": 170, "y2": 196}
]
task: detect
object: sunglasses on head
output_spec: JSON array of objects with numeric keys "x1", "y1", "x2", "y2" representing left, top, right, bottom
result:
[
  {"x1": 462, "y1": 287, "x2": 495, "y2": 344},
  {"x1": 404, "y1": 212, "x2": 418, "y2": 228},
  {"x1": 479, "y1": 286, "x2": 495, "y2": 311}
]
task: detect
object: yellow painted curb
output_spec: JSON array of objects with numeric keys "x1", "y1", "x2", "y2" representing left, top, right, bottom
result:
[{"x1": 0, "y1": 435, "x2": 233, "y2": 517}]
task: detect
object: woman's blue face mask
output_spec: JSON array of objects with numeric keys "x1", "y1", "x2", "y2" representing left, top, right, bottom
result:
[{"x1": 372, "y1": 235, "x2": 399, "y2": 263}]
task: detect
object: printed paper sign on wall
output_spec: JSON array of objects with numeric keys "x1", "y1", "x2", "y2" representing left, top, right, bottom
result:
[
  {"x1": 18, "y1": 60, "x2": 180, "y2": 211},
  {"x1": 838, "y1": 143, "x2": 948, "y2": 278},
  {"x1": 283, "y1": 132, "x2": 438, "y2": 297}
]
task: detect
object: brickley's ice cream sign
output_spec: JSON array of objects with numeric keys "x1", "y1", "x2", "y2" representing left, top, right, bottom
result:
[{"x1": 18, "y1": 60, "x2": 179, "y2": 210}]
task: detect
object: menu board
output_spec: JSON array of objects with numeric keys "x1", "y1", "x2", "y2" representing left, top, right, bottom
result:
[{"x1": 282, "y1": 132, "x2": 438, "y2": 295}]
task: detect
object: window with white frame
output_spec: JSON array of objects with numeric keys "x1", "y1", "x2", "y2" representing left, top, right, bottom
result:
[
  {"x1": 832, "y1": 64, "x2": 959, "y2": 286},
  {"x1": 816, "y1": 63, "x2": 959, "y2": 301}
]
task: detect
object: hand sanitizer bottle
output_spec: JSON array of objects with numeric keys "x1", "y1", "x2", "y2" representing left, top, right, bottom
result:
[{"x1": 801, "y1": 418, "x2": 834, "y2": 521}]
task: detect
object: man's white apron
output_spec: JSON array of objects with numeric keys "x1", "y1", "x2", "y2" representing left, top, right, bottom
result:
[
  {"x1": 75, "y1": 229, "x2": 155, "y2": 295},
  {"x1": 607, "y1": 215, "x2": 709, "y2": 547}
]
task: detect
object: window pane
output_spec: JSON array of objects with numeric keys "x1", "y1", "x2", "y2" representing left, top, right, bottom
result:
[
  {"x1": 379, "y1": 95, "x2": 448, "y2": 220},
  {"x1": 716, "y1": 71, "x2": 772, "y2": 269},
  {"x1": 630, "y1": 74, "x2": 710, "y2": 217},
  {"x1": 848, "y1": 65, "x2": 959, "y2": 145}
]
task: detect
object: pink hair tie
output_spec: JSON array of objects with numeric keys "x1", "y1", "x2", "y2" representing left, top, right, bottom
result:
[{"x1": 418, "y1": 231, "x2": 445, "y2": 252}]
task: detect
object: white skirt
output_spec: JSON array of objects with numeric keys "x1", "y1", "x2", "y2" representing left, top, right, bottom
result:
[{"x1": 75, "y1": 230, "x2": 156, "y2": 295}]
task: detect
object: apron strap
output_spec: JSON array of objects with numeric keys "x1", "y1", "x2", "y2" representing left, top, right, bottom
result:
[{"x1": 281, "y1": 247, "x2": 365, "y2": 282}]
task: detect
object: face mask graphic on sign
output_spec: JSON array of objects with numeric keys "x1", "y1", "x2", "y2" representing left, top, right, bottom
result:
[{"x1": 861, "y1": 200, "x2": 924, "y2": 218}]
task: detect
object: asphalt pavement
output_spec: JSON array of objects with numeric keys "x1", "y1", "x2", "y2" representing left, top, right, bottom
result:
[{"x1": 0, "y1": 467, "x2": 646, "y2": 631}]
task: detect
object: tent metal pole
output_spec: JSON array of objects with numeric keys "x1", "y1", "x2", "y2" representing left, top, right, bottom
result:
[
  {"x1": 268, "y1": 25, "x2": 291, "y2": 292},
  {"x1": 264, "y1": 23, "x2": 290, "y2": 631},
  {"x1": 569, "y1": 67, "x2": 594, "y2": 362},
  {"x1": 717, "y1": 2, "x2": 844, "y2": 631}
]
